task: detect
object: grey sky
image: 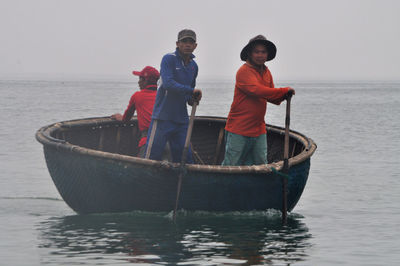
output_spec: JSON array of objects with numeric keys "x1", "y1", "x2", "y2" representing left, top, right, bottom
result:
[{"x1": 1, "y1": 0, "x2": 399, "y2": 80}]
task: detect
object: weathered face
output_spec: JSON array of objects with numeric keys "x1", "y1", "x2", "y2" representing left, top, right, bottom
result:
[
  {"x1": 138, "y1": 76, "x2": 147, "y2": 90},
  {"x1": 176, "y1": 38, "x2": 197, "y2": 56},
  {"x1": 249, "y1": 44, "x2": 268, "y2": 66}
]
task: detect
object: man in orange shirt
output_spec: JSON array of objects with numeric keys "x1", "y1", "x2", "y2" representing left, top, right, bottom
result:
[
  {"x1": 112, "y1": 66, "x2": 160, "y2": 157},
  {"x1": 222, "y1": 35, "x2": 295, "y2": 166}
]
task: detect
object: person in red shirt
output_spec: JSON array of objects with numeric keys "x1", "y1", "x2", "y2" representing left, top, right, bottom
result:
[
  {"x1": 222, "y1": 35, "x2": 295, "y2": 166},
  {"x1": 112, "y1": 66, "x2": 160, "y2": 157}
]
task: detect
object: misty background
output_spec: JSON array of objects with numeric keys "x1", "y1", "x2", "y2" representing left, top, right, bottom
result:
[
  {"x1": 1, "y1": 1, "x2": 400, "y2": 264},
  {"x1": 1, "y1": 0, "x2": 399, "y2": 81}
]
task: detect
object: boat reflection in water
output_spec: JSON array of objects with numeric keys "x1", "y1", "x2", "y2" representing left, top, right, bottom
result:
[{"x1": 37, "y1": 211, "x2": 312, "y2": 265}]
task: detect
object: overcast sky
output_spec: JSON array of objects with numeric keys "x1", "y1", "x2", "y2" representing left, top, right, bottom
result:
[{"x1": 1, "y1": 0, "x2": 399, "y2": 81}]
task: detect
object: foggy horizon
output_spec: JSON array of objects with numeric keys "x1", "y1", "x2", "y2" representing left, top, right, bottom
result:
[{"x1": 1, "y1": 0, "x2": 399, "y2": 81}]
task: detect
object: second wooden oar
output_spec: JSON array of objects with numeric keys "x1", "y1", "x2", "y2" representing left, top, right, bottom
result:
[
  {"x1": 145, "y1": 120, "x2": 158, "y2": 159},
  {"x1": 282, "y1": 93, "x2": 292, "y2": 225},
  {"x1": 173, "y1": 101, "x2": 198, "y2": 221}
]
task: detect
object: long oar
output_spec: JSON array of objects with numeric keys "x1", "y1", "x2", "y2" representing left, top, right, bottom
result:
[
  {"x1": 282, "y1": 93, "x2": 292, "y2": 225},
  {"x1": 173, "y1": 101, "x2": 198, "y2": 221},
  {"x1": 145, "y1": 120, "x2": 158, "y2": 159}
]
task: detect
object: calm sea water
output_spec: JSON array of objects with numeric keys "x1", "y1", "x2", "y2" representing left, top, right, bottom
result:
[{"x1": 0, "y1": 77, "x2": 399, "y2": 265}]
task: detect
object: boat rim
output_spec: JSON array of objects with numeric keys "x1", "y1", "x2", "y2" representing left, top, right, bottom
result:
[{"x1": 36, "y1": 116, "x2": 317, "y2": 174}]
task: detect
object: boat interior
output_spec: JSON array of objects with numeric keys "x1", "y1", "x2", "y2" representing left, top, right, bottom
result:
[{"x1": 51, "y1": 116, "x2": 306, "y2": 165}]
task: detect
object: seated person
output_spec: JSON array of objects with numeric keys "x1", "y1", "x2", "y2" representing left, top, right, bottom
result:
[{"x1": 112, "y1": 66, "x2": 160, "y2": 157}]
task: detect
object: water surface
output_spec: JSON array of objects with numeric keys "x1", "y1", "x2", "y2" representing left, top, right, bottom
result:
[{"x1": 1, "y1": 78, "x2": 399, "y2": 265}]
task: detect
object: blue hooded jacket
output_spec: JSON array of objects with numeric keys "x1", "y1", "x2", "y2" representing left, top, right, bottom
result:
[{"x1": 151, "y1": 48, "x2": 198, "y2": 124}]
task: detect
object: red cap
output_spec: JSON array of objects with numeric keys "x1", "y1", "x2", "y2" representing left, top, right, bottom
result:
[{"x1": 132, "y1": 66, "x2": 160, "y2": 80}]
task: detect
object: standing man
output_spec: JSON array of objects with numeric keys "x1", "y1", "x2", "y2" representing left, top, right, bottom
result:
[
  {"x1": 112, "y1": 66, "x2": 160, "y2": 157},
  {"x1": 222, "y1": 35, "x2": 295, "y2": 166},
  {"x1": 146, "y1": 29, "x2": 202, "y2": 163}
]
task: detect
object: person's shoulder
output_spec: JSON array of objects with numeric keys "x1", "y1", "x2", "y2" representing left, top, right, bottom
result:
[
  {"x1": 131, "y1": 90, "x2": 141, "y2": 98},
  {"x1": 239, "y1": 63, "x2": 248, "y2": 70},
  {"x1": 264, "y1": 66, "x2": 273, "y2": 77},
  {"x1": 236, "y1": 63, "x2": 249, "y2": 74},
  {"x1": 162, "y1": 51, "x2": 177, "y2": 61}
]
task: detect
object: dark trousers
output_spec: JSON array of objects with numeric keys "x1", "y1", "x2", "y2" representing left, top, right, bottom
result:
[{"x1": 145, "y1": 119, "x2": 193, "y2": 164}]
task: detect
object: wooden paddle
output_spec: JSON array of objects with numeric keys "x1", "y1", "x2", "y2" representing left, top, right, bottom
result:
[
  {"x1": 282, "y1": 92, "x2": 293, "y2": 225},
  {"x1": 145, "y1": 120, "x2": 158, "y2": 159},
  {"x1": 173, "y1": 101, "x2": 198, "y2": 221}
]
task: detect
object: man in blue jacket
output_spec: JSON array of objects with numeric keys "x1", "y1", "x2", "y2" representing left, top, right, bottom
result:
[{"x1": 146, "y1": 29, "x2": 202, "y2": 163}]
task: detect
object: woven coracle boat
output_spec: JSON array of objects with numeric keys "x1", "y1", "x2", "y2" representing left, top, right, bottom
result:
[{"x1": 36, "y1": 116, "x2": 316, "y2": 214}]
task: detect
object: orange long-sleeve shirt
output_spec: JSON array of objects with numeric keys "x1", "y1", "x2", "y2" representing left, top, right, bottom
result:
[{"x1": 225, "y1": 63, "x2": 289, "y2": 137}]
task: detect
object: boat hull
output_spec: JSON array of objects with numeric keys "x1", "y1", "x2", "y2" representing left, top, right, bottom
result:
[
  {"x1": 43, "y1": 145, "x2": 310, "y2": 214},
  {"x1": 37, "y1": 116, "x2": 316, "y2": 214}
]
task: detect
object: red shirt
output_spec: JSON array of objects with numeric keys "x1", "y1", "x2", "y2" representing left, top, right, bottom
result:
[
  {"x1": 225, "y1": 63, "x2": 289, "y2": 137},
  {"x1": 122, "y1": 85, "x2": 157, "y2": 146}
]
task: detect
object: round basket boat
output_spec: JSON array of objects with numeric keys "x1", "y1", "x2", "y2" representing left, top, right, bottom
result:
[{"x1": 36, "y1": 116, "x2": 317, "y2": 214}]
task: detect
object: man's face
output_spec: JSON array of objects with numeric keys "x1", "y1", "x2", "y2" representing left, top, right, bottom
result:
[
  {"x1": 176, "y1": 38, "x2": 197, "y2": 56},
  {"x1": 138, "y1": 76, "x2": 147, "y2": 90},
  {"x1": 249, "y1": 44, "x2": 268, "y2": 66}
]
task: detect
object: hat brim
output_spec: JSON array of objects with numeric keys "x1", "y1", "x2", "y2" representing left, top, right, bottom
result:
[
  {"x1": 240, "y1": 39, "x2": 277, "y2": 61},
  {"x1": 178, "y1": 36, "x2": 196, "y2": 42},
  {"x1": 132, "y1": 71, "x2": 142, "y2": 76}
]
